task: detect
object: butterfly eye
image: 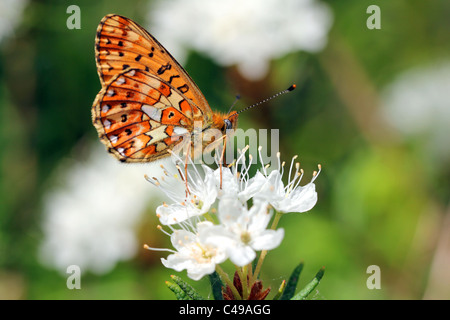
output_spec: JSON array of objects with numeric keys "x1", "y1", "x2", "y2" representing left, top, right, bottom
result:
[{"x1": 224, "y1": 119, "x2": 232, "y2": 131}]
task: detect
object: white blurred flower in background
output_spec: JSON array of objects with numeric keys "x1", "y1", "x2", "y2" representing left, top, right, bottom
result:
[
  {"x1": 0, "y1": 0, "x2": 27, "y2": 43},
  {"x1": 39, "y1": 143, "x2": 164, "y2": 274},
  {"x1": 382, "y1": 62, "x2": 450, "y2": 164},
  {"x1": 148, "y1": 0, "x2": 333, "y2": 80}
]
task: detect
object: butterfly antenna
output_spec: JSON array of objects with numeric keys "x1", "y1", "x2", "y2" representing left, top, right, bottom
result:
[
  {"x1": 227, "y1": 94, "x2": 241, "y2": 114},
  {"x1": 230, "y1": 84, "x2": 296, "y2": 118}
]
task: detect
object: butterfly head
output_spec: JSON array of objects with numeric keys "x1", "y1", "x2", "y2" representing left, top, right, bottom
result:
[
  {"x1": 212, "y1": 111, "x2": 238, "y2": 135},
  {"x1": 224, "y1": 111, "x2": 238, "y2": 132}
]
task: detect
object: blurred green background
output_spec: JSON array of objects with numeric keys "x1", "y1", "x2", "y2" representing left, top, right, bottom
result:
[{"x1": 1, "y1": 0, "x2": 449, "y2": 300}]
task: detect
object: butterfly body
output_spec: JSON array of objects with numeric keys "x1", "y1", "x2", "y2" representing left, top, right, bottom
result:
[{"x1": 92, "y1": 14, "x2": 238, "y2": 163}]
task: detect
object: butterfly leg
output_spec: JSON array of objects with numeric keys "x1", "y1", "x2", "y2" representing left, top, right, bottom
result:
[
  {"x1": 184, "y1": 141, "x2": 192, "y2": 197},
  {"x1": 219, "y1": 135, "x2": 228, "y2": 190}
]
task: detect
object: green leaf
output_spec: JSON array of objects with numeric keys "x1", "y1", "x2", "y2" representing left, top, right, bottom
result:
[
  {"x1": 165, "y1": 281, "x2": 190, "y2": 300},
  {"x1": 208, "y1": 271, "x2": 224, "y2": 300},
  {"x1": 170, "y1": 275, "x2": 204, "y2": 300},
  {"x1": 272, "y1": 280, "x2": 286, "y2": 300},
  {"x1": 291, "y1": 267, "x2": 325, "y2": 300},
  {"x1": 280, "y1": 261, "x2": 304, "y2": 300}
]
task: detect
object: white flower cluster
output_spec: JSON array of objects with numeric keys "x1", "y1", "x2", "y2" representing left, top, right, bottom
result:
[
  {"x1": 147, "y1": 0, "x2": 333, "y2": 80},
  {"x1": 39, "y1": 144, "x2": 160, "y2": 274},
  {"x1": 145, "y1": 147, "x2": 320, "y2": 280},
  {"x1": 0, "y1": 0, "x2": 27, "y2": 43},
  {"x1": 382, "y1": 62, "x2": 450, "y2": 164}
]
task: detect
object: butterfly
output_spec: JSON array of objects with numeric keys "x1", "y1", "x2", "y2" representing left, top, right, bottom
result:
[{"x1": 92, "y1": 14, "x2": 238, "y2": 163}]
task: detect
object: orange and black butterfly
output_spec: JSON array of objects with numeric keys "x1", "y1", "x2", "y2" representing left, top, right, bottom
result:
[{"x1": 92, "y1": 14, "x2": 238, "y2": 163}]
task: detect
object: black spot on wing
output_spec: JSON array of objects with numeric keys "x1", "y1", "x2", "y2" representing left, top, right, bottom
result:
[
  {"x1": 157, "y1": 62, "x2": 172, "y2": 75},
  {"x1": 177, "y1": 84, "x2": 189, "y2": 94}
]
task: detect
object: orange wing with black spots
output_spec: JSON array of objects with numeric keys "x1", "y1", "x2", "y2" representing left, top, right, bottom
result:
[
  {"x1": 92, "y1": 15, "x2": 239, "y2": 163},
  {"x1": 92, "y1": 68, "x2": 196, "y2": 162},
  {"x1": 95, "y1": 14, "x2": 210, "y2": 120}
]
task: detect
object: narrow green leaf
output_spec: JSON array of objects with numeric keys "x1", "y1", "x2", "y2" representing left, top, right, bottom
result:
[
  {"x1": 291, "y1": 267, "x2": 325, "y2": 300},
  {"x1": 165, "y1": 281, "x2": 191, "y2": 300},
  {"x1": 208, "y1": 271, "x2": 224, "y2": 300},
  {"x1": 280, "y1": 261, "x2": 304, "y2": 300},
  {"x1": 272, "y1": 280, "x2": 286, "y2": 300},
  {"x1": 170, "y1": 275, "x2": 204, "y2": 300}
]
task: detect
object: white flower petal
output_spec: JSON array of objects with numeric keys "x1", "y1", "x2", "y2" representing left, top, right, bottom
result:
[
  {"x1": 170, "y1": 230, "x2": 196, "y2": 250},
  {"x1": 274, "y1": 183, "x2": 318, "y2": 213},
  {"x1": 200, "y1": 224, "x2": 236, "y2": 249},
  {"x1": 218, "y1": 197, "x2": 246, "y2": 227},
  {"x1": 251, "y1": 229, "x2": 285, "y2": 251},
  {"x1": 149, "y1": 161, "x2": 219, "y2": 224},
  {"x1": 156, "y1": 203, "x2": 201, "y2": 225},
  {"x1": 245, "y1": 201, "x2": 271, "y2": 233},
  {"x1": 228, "y1": 245, "x2": 256, "y2": 267},
  {"x1": 161, "y1": 254, "x2": 194, "y2": 272},
  {"x1": 214, "y1": 167, "x2": 239, "y2": 198},
  {"x1": 159, "y1": 222, "x2": 228, "y2": 280},
  {"x1": 187, "y1": 263, "x2": 217, "y2": 281},
  {"x1": 239, "y1": 171, "x2": 268, "y2": 200},
  {"x1": 253, "y1": 170, "x2": 285, "y2": 202}
]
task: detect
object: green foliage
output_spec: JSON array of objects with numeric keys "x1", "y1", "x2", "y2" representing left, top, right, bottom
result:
[
  {"x1": 208, "y1": 272, "x2": 224, "y2": 300},
  {"x1": 280, "y1": 262, "x2": 304, "y2": 300},
  {"x1": 166, "y1": 275, "x2": 204, "y2": 300},
  {"x1": 291, "y1": 267, "x2": 325, "y2": 300},
  {"x1": 169, "y1": 275, "x2": 204, "y2": 300}
]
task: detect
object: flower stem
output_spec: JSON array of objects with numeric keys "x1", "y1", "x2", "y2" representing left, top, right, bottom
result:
[
  {"x1": 216, "y1": 265, "x2": 241, "y2": 300},
  {"x1": 270, "y1": 210, "x2": 283, "y2": 230},
  {"x1": 253, "y1": 250, "x2": 267, "y2": 281},
  {"x1": 247, "y1": 262, "x2": 254, "y2": 292},
  {"x1": 236, "y1": 265, "x2": 249, "y2": 300},
  {"x1": 253, "y1": 210, "x2": 283, "y2": 280}
]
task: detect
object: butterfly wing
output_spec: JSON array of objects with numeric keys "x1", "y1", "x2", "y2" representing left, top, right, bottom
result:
[
  {"x1": 95, "y1": 14, "x2": 211, "y2": 123},
  {"x1": 92, "y1": 68, "x2": 199, "y2": 162},
  {"x1": 93, "y1": 15, "x2": 238, "y2": 163}
]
